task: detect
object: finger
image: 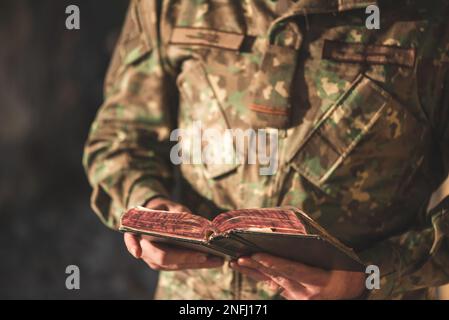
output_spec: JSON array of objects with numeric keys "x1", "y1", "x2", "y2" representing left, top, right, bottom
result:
[
  {"x1": 262, "y1": 273, "x2": 309, "y2": 299},
  {"x1": 280, "y1": 290, "x2": 309, "y2": 300},
  {"x1": 142, "y1": 256, "x2": 224, "y2": 271},
  {"x1": 145, "y1": 197, "x2": 192, "y2": 213},
  {"x1": 145, "y1": 198, "x2": 171, "y2": 211},
  {"x1": 251, "y1": 253, "x2": 331, "y2": 285},
  {"x1": 124, "y1": 233, "x2": 142, "y2": 258},
  {"x1": 281, "y1": 290, "x2": 293, "y2": 300},
  {"x1": 139, "y1": 239, "x2": 209, "y2": 265},
  {"x1": 229, "y1": 261, "x2": 271, "y2": 282},
  {"x1": 167, "y1": 203, "x2": 192, "y2": 214},
  {"x1": 238, "y1": 256, "x2": 316, "y2": 295},
  {"x1": 322, "y1": 270, "x2": 367, "y2": 299},
  {"x1": 239, "y1": 257, "x2": 310, "y2": 299},
  {"x1": 237, "y1": 256, "x2": 261, "y2": 269},
  {"x1": 145, "y1": 260, "x2": 164, "y2": 270},
  {"x1": 230, "y1": 261, "x2": 280, "y2": 292}
]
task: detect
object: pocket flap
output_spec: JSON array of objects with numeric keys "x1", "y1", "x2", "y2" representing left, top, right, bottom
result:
[{"x1": 289, "y1": 74, "x2": 391, "y2": 188}]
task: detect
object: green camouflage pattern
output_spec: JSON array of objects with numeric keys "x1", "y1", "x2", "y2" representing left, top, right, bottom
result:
[{"x1": 83, "y1": 0, "x2": 449, "y2": 299}]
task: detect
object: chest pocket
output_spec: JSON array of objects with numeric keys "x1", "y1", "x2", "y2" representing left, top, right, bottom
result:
[{"x1": 288, "y1": 74, "x2": 427, "y2": 205}]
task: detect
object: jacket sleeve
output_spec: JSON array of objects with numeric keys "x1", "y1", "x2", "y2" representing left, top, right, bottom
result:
[
  {"x1": 360, "y1": 46, "x2": 449, "y2": 300},
  {"x1": 83, "y1": 0, "x2": 176, "y2": 229}
]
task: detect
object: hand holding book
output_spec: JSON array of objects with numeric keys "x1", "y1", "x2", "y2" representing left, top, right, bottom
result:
[
  {"x1": 123, "y1": 197, "x2": 225, "y2": 271},
  {"x1": 231, "y1": 253, "x2": 367, "y2": 299},
  {"x1": 121, "y1": 199, "x2": 368, "y2": 299},
  {"x1": 120, "y1": 201, "x2": 364, "y2": 272}
]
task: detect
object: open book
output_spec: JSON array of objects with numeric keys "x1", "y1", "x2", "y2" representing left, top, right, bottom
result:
[{"x1": 120, "y1": 206, "x2": 364, "y2": 271}]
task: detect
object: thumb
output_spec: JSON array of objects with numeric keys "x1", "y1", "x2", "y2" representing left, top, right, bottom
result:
[{"x1": 124, "y1": 233, "x2": 142, "y2": 258}]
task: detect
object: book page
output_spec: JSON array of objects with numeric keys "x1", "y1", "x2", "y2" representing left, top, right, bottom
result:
[
  {"x1": 120, "y1": 206, "x2": 212, "y2": 240},
  {"x1": 211, "y1": 208, "x2": 307, "y2": 235}
]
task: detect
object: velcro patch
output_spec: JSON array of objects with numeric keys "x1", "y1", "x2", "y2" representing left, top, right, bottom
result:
[
  {"x1": 170, "y1": 27, "x2": 245, "y2": 50},
  {"x1": 323, "y1": 40, "x2": 416, "y2": 68}
]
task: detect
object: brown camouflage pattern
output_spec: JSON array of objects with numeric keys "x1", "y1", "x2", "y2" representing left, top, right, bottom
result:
[{"x1": 83, "y1": 0, "x2": 449, "y2": 299}]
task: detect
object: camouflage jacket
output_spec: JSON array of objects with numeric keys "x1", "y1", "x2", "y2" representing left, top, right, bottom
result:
[{"x1": 83, "y1": 0, "x2": 449, "y2": 299}]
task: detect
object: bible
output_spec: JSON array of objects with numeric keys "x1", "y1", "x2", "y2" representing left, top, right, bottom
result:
[{"x1": 119, "y1": 206, "x2": 364, "y2": 271}]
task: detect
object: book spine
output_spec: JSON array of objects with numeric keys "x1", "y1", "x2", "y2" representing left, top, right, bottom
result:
[{"x1": 203, "y1": 226, "x2": 219, "y2": 241}]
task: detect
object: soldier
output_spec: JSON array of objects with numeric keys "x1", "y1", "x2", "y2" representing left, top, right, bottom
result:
[{"x1": 83, "y1": 0, "x2": 449, "y2": 299}]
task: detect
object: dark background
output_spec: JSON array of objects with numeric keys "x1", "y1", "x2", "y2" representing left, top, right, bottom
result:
[{"x1": 0, "y1": 0, "x2": 159, "y2": 299}]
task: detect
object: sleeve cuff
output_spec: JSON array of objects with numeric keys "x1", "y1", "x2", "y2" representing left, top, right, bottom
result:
[{"x1": 126, "y1": 178, "x2": 170, "y2": 210}]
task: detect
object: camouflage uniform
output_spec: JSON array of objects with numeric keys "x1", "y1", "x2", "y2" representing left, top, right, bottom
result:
[{"x1": 83, "y1": 0, "x2": 449, "y2": 299}]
